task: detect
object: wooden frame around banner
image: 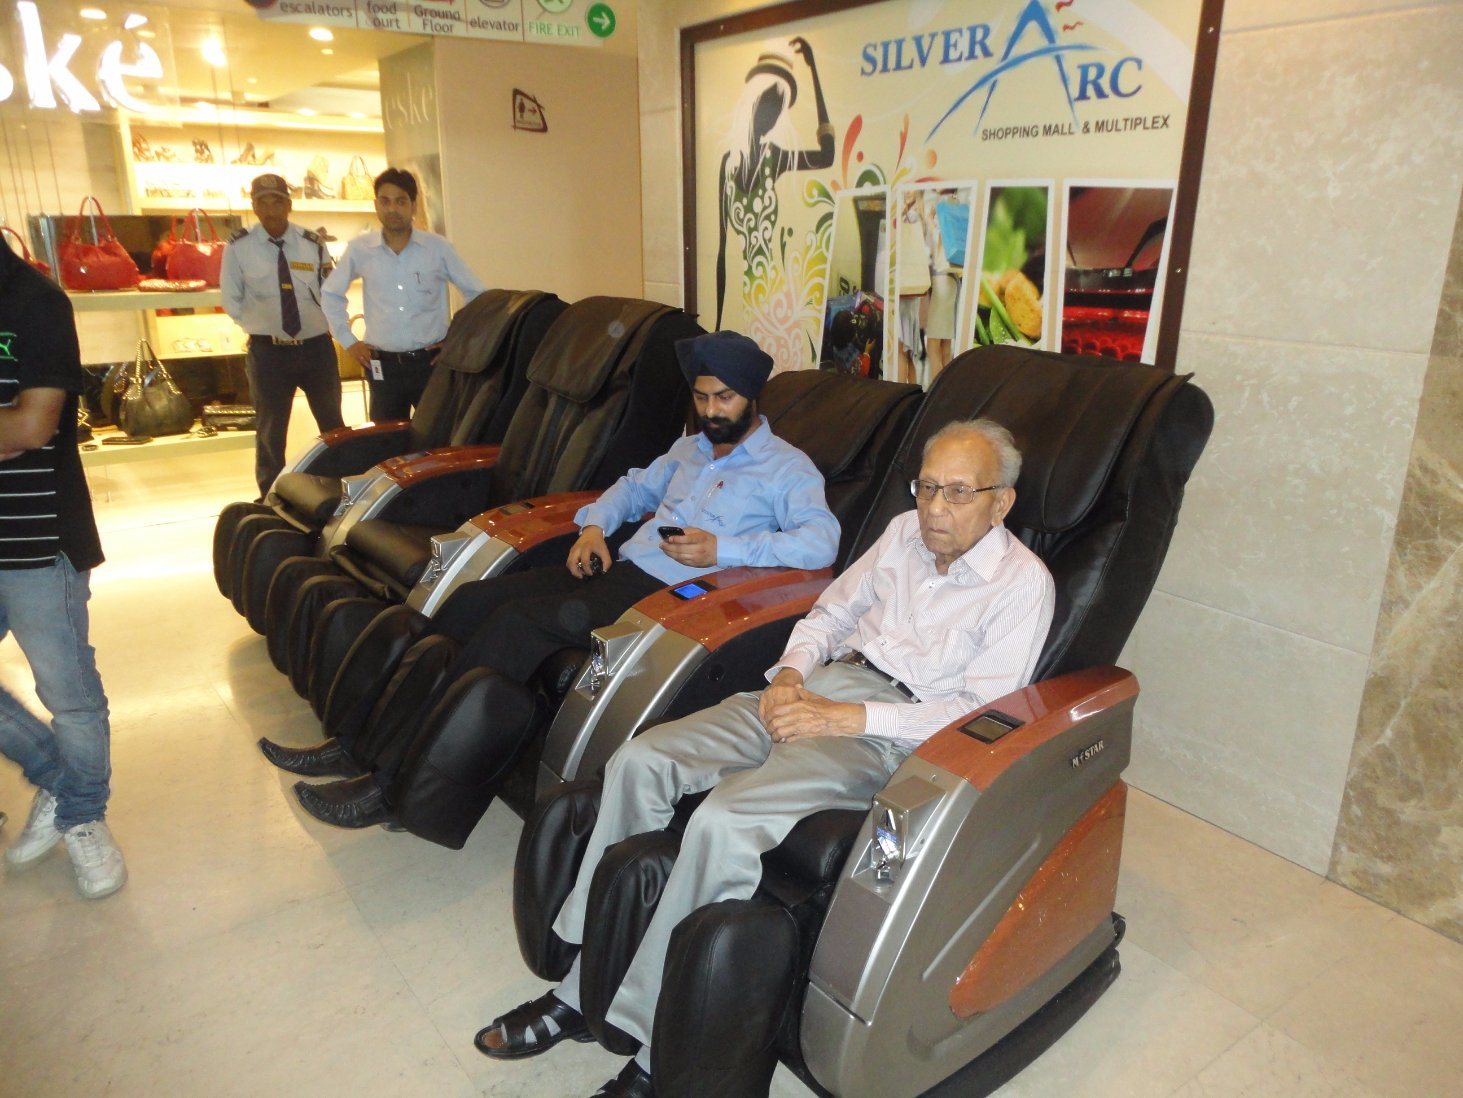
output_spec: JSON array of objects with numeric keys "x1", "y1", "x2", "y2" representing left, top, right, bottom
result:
[{"x1": 680, "y1": 0, "x2": 1226, "y2": 370}]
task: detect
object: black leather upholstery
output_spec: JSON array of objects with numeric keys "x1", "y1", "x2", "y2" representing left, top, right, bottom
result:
[
  {"x1": 212, "y1": 501, "x2": 274, "y2": 598},
  {"x1": 221, "y1": 290, "x2": 563, "y2": 606},
  {"x1": 318, "y1": 602, "x2": 432, "y2": 727},
  {"x1": 514, "y1": 779, "x2": 602, "y2": 981},
  {"x1": 391, "y1": 668, "x2": 545, "y2": 850}
]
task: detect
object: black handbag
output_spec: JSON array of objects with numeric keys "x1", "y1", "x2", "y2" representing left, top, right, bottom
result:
[
  {"x1": 201, "y1": 403, "x2": 258, "y2": 431},
  {"x1": 118, "y1": 340, "x2": 194, "y2": 438}
]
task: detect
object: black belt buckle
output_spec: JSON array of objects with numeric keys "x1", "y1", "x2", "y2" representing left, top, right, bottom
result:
[{"x1": 834, "y1": 650, "x2": 916, "y2": 701}]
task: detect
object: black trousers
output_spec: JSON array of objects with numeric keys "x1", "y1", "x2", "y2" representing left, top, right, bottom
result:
[
  {"x1": 434, "y1": 560, "x2": 666, "y2": 683},
  {"x1": 367, "y1": 357, "x2": 434, "y2": 421},
  {"x1": 245, "y1": 335, "x2": 344, "y2": 499}
]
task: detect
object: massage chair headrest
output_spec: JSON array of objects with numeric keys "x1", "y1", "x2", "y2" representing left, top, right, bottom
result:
[
  {"x1": 434, "y1": 289, "x2": 556, "y2": 375},
  {"x1": 526, "y1": 297, "x2": 676, "y2": 404}
]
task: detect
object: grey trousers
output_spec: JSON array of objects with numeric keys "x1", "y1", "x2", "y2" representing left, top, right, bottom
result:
[{"x1": 551, "y1": 663, "x2": 915, "y2": 1045}]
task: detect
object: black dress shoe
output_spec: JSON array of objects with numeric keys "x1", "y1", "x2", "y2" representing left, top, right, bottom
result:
[
  {"x1": 294, "y1": 774, "x2": 394, "y2": 828},
  {"x1": 590, "y1": 1061, "x2": 654, "y2": 1098},
  {"x1": 258, "y1": 736, "x2": 363, "y2": 778}
]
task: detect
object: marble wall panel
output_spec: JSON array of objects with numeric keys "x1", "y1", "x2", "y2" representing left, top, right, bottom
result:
[
  {"x1": 1161, "y1": 332, "x2": 1426, "y2": 653},
  {"x1": 1222, "y1": 0, "x2": 1458, "y2": 33},
  {"x1": 1330, "y1": 203, "x2": 1463, "y2": 942},
  {"x1": 640, "y1": 107, "x2": 684, "y2": 289},
  {"x1": 1120, "y1": 591, "x2": 1371, "y2": 873},
  {"x1": 1182, "y1": 5, "x2": 1463, "y2": 355}
]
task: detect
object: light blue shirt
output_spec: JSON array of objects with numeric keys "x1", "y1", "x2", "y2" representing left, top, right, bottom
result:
[
  {"x1": 574, "y1": 417, "x2": 840, "y2": 586},
  {"x1": 321, "y1": 228, "x2": 486, "y2": 352},
  {"x1": 219, "y1": 222, "x2": 332, "y2": 340}
]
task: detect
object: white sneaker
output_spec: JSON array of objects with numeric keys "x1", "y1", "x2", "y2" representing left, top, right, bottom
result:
[
  {"x1": 62, "y1": 820, "x2": 127, "y2": 899},
  {"x1": 5, "y1": 789, "x2": 60, "y2": 868}
]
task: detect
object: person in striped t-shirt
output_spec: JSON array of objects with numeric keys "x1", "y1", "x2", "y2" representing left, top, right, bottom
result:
[{"x1": 0, "y1": 241, "x2": 125, "y2": 899}]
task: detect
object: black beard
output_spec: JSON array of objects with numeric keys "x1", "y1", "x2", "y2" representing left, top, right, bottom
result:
[{"x1": 699, "y1": 402, "x2": 756, "y2": 445}]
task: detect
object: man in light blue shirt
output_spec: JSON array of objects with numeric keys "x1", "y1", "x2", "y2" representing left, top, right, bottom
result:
[
  {"x1": 220, "y1": 172, "x2": 343, "y2": 501},
  {"x1": 321, "y1": 167, "x2": 486, "y2": 420},
  {"x1": 272, "y1": 332, "x2": 842, "y2": 831}
]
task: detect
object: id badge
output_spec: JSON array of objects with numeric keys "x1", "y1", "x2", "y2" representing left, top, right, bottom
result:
[{"x1": 368, "y1": 359, "x2": 384, "y2": 381}]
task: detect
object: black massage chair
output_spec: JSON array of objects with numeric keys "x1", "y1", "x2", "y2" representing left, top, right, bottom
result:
[
  {"x1": 513, "y1": 345, "x2": 1214, "y2": 1097},
  {"x1": 262, "y1": 297, "x2": 704, "y2": 690},
  {"x1": 300, "y1": 368, "x2": 925, "y2": 847},
  {"x1": 213, "y1": 288, "x2": 567, "y2": 625}
]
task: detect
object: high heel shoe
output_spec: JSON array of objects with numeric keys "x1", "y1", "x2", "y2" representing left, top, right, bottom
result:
[
  {"x1": 258, "y1": 150, "x2": 276, "y2": 166},
  {"x1": 303, "y1": 172, "x2": 336, "y2": 200},
  {"x1": 131, "y1": 134, "x2": 154, "y2": 161},
  {"x1": 193, "y1": 138, "x2": 214, "y2": 163},
  {"x1": 231, "y1": 142, "x2": 257, "y2": 165}
]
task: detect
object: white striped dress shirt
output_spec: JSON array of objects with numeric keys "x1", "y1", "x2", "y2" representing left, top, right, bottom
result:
[{"x1": 771, "y1": 510, "x2": 1055, "y2": 744}]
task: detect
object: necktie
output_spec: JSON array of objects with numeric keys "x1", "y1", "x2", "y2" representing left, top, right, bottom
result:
[{"x1": 272, "y1": 237, "x2": 301, "y2": 336}]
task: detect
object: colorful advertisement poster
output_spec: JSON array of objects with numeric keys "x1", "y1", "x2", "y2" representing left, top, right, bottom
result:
[{"x1": 687, "y1": 0, "x2": 1218, "y2": 382}]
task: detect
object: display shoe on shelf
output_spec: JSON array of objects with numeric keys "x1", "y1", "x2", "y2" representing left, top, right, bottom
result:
[
  {"x1": 5, "y1": 789, "x2": 60, "y2": 868},
  {"x1": 62, "y1": 820, "x2": 127, "y2": 900},
  {"x1": 303, "y1": 171, "x2": 337, "y2": 200},
  {"x1": 193, "y1": 138, "x2": 214, "y2": 163},
  {"x1": 231, "y1": 142, "x2": 258, "y2": 165},
  {"x1": 131, "y1": 134, "x2": 154, "y2": 161},
  {"x1": 258, "y1": 149, "x2": 276, "y2": 165}
]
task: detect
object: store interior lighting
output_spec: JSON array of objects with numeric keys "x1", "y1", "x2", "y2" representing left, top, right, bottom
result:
[
  {"x1": 202, "y1": 39, "x2": 227, "y2": 68},
  {"x1": 79, "y1": 7, "x2": 107, "y2": 19},
  {"x1": 308, "y1": 27, "x2": 334, "y2": 42},
  {"x1": 124, "y1": 13, "x2": 147, "y2": 30}
]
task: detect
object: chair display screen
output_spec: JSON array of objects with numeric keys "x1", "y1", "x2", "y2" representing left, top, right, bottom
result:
[
  {"x1": 670, "y1": 581, "x2": 711, "y2": 600},
  {"x1": 960, "y1": 710, "x2": 1022, "y2": 743}
]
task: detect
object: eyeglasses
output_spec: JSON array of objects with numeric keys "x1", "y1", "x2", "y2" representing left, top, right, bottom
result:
[{"x1": 910, "y1": 478, "x2": 1002, "y2": 505}]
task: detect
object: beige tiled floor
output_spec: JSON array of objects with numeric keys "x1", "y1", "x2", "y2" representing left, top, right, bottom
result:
[{"x1": 2, "y1": 401, "x2": 1462, "y2": 1097}]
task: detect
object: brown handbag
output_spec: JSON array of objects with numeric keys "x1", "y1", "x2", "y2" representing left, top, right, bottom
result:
[
  {"x1": 2, "y1": 225, "x2": 52, "y2": 277},
  {"x1": 59, "y1": 197, "x2": 141, "y2": 291},
  {"x1": 117, "y1": 339, "x2": 193, "y2": 437}
]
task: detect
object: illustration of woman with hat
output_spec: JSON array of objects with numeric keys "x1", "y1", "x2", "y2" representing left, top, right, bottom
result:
[{"x1": 714, "y1": 37, "x2": 834, "y2": 333}]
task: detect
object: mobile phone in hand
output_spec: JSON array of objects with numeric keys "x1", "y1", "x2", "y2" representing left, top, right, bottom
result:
[{"x1": 658, "y1": 525, "x2": 685, "y2": 540}]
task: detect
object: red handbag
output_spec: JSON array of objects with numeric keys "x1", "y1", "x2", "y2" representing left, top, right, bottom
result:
[
  {"x1": 59, "y1": 197, "x2": 141, "y2": 291},
  {"x1": 166, "y1": 208, "x2": 224, "y2": 286},
  {"x1": 150, "y1": 216, "x2": 182, "y2": 278},
  {"x1": 2, "y1": 225, "x2": 51, "y2": 278}
]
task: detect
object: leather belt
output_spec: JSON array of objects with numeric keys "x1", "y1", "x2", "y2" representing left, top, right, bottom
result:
[
  {"x1": 251, "y1": 333, "x2": 327, "y2": 347},
  {"x1": 376, "y1": 347, "x2": 434, "y2": 365},
  {"x1": 831, "y1": 650, "x2": 917, "y2": 701}
]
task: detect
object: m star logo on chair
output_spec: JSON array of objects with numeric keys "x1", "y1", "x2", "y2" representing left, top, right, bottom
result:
[{"x1": 0, "y1": 332, "x2": 18, "y2": 361}]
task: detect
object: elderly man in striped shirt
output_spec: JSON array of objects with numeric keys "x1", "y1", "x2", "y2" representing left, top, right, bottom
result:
[{"x1": 477, "y1": 418, "x2": 1055, "y2": 1098}]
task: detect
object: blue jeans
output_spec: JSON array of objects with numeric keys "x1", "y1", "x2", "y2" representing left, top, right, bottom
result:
[{"x1": 0, "y1": 555, "x2": 112, "y2": 830}]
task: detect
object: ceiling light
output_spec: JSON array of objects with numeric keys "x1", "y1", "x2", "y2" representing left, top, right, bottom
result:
[
  {"x1": 123, "y1": 13, "x2": 147, "y2": 30},
  {"x1": 201, "y1": 39, "x2": 226, "y2": 68},
  {"x1": 136, "y1": 28, "x2": 154, "y2": 38},
  {"x1": 320, "y1": 48, "x2": 334, "y2": 56},
  {"x1": 308, "y1": 27, "x2": 334, "y2": 42},
  {"x1": 79, "y1": 8, "x2": 107, "y2": 20},
  {"x1": 297, "y1": 107, "x2": 317, "y2": 116}
]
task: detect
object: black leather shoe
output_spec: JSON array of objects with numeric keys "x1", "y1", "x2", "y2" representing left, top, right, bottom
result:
[
  {"x1": 294, "y1": 774, "x2": 393, "y2": 828},
  {"x1": 591, "y1": 1061, "x2": 654, "y2": 1098},
  {"x1": 258, "y1": 736, "x2": 363, "y2": 778},
  {"x1": 473, "y1": 991, "x2": 593, "y2": 1060}
]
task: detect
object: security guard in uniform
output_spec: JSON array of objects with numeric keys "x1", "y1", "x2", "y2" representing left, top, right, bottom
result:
[{"x1": 220, "y1": 173, "x2": 345, "y2": 501}]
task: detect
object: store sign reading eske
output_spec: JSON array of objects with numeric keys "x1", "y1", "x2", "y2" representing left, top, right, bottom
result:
[{"x1": 0, "y1": 2, "x2": 164, "y2": 112}]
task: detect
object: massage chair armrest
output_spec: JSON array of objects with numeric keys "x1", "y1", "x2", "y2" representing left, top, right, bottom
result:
[
  {"x1": 292, "y1": 420, "x2": 414, "y2": 478},
  {"x1": 375, "y1": 444, "x2": 503, "y2": 488},
  {"x1": 464, "y1": 491, "x2": 607, "y2": 556},
  {"x1": 629, "y1": 566, "x2": 835, "y2": 650},
  {"x1": 514, "y1": 779, "x2": 604, "y2": 981},
  {"x1": 913, "y1": 664, "x2": 1137, "y2": 790}
]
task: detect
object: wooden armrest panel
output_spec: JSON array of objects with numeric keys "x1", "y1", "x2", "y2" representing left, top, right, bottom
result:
[
  {"x1": 465, "y1": 491, "x2": 605, "y2": 550},
  {"x1": 634, "y1": 567, "x2": 834, "y2": 650},
  {"x1": 379, "y1": 444, "x2": 503, "y2": 487}
]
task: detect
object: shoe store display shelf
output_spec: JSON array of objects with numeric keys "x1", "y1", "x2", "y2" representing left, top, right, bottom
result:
[{"x1": 118, "y1": 114, "x2": 384, "y2": 217}]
